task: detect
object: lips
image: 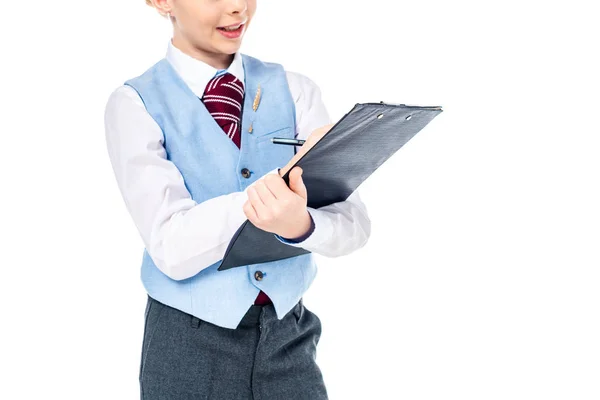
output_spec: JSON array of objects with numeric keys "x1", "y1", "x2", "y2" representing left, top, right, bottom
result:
[
  {"x1": 217, "y1": 21, "x2": 246, "y2": 31},
  {"x1": 216, "y1": 21, "x2": 246, "y2": 39}
]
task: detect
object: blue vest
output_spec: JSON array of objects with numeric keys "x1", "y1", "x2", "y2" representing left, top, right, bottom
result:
[{"x1": 124, "y1": 55, "x2": 318, "y2": 329}]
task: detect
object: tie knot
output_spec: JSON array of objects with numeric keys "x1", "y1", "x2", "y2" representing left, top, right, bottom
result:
[
  {"x1": 201, "y1": 72, "x2": 245, "y2": 147},
  {"x1": 203, "y1": 72, "x2": 244, "y2": 100}
]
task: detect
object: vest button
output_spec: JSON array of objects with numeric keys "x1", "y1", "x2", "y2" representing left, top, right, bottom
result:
[
  {"x1": 241, "y1": 168, "x2": 251, "y2": 178},
  {"x1": 254, "y1": 271, "x2": 263, "y2": 281}
]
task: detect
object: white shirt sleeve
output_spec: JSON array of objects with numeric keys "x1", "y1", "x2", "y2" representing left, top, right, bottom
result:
[
  {"x1": 104, "y1": 85, "x2": 279, "y2": 281},
  {"x1": 275, "y1": 72, "x2": 372, "y2": 257}
]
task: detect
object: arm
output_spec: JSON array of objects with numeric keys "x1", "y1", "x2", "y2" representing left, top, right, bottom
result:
[
  {"x1": 104, "y1": 86, "x2": 278, "y2": 281},
  {"x1": 273, "y1": 72, "x2": 372, "y2": 256}
]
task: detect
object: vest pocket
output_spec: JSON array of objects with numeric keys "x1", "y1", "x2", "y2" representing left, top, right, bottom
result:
[{"x1": 254, "y1": 126, "x2": 294, "y2": 143}]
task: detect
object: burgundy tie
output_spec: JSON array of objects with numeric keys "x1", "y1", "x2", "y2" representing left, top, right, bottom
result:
[
  {"x1": 201, "y1": 72, "x2": 244, "y2": 148},
  {"x1": 201, "y1": 72, "x2": 272, "y2": 306}
]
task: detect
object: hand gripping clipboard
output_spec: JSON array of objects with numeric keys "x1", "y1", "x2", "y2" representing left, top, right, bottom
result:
[{"x1": 217, "y1": 102, "x2": 443, "y2": 271}]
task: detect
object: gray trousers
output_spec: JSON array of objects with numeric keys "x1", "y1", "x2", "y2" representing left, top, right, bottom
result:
[{"x1": 139, "y1": 296, "x2": 328, "y2": 399}]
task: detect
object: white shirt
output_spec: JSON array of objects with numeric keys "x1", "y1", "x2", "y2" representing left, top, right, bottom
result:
[{"x1": 104, "y1": 39, "x2": 371, "y2": 281}]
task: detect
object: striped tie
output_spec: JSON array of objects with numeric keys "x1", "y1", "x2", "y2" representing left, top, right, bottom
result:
[
  {"x1": 203, "y1": 73, "x2": 272, "y2": 306},
  {"x1": 201, "y1": 72, "x2": 244, "y2": 148}
]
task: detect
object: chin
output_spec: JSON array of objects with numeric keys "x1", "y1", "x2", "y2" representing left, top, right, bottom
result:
[{"x1": 217, "y1": 43, "x2": 242, "y2": 55}]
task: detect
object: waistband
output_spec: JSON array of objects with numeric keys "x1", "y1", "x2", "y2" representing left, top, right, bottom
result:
[{"x1": 147, "y1": 295, "x2": 303, "y2": 330}]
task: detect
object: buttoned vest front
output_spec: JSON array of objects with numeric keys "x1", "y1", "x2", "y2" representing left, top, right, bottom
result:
[{"x1": 124, "y1": 55, "x2": 318, "y2": 329}]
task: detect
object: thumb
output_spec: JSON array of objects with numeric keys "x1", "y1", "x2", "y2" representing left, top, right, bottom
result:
[{"x1": 288, "y1": 167, "x2": 307, "y2": 200}]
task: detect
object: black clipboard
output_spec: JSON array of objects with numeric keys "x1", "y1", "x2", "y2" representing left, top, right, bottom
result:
[{"x1": 217, "y1": 102, "x2": 443, "y2": 271}]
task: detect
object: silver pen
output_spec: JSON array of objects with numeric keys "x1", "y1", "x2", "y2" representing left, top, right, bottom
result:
[{"x1": 271, "y1": 137, "x2": 305, "y2": 146}]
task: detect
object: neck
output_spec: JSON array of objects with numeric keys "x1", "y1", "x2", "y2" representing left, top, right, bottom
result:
[{"x1": 171, "y1": 35, "x2": 234, "y2": 70}]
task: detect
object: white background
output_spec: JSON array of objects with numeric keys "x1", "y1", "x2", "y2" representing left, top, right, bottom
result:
[{"x1": 1, "y1": 0, "x2": 599, "y2": 399}]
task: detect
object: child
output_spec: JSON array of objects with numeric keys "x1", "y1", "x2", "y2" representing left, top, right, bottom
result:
[{"x1": 104, "y1": 0, "x2": 371, "y2": 398}]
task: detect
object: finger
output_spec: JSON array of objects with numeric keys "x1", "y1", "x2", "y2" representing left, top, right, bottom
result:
[
  {"x1": 253, "y1": 179, "x2": 277, "y2": 207},
  {"x1": 289, "y1": 167, "x2": 307, "y2": 199},
  {"x1": 243, "y1": 199, "x2": 259, "y2": 223},
  {"x1": 289, "y1": 166, "x2": 303, "y2": 185},
  {"x1": 262, "y1": 173, "x2": 293, "y2": 199},
  {"x1": 247, "y1": 186, "x2": 270, "y2": 221}
]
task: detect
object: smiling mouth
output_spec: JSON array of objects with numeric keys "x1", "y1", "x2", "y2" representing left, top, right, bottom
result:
[{"x1": 217, "y1": 22, "x2": 245, "y2": 32}]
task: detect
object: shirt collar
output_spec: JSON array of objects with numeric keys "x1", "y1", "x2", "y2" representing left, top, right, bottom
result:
[{"x1": 165, "y1": 38, "x2": 245, "y2": 98}]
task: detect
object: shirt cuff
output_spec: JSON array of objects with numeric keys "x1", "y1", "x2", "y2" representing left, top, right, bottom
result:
[
  {"x1": 275, "y1": 212, "x2": 315, "y2": 243},
  {"x1": 274, "y1": 207, "x2": 334, "y2": 249}
]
